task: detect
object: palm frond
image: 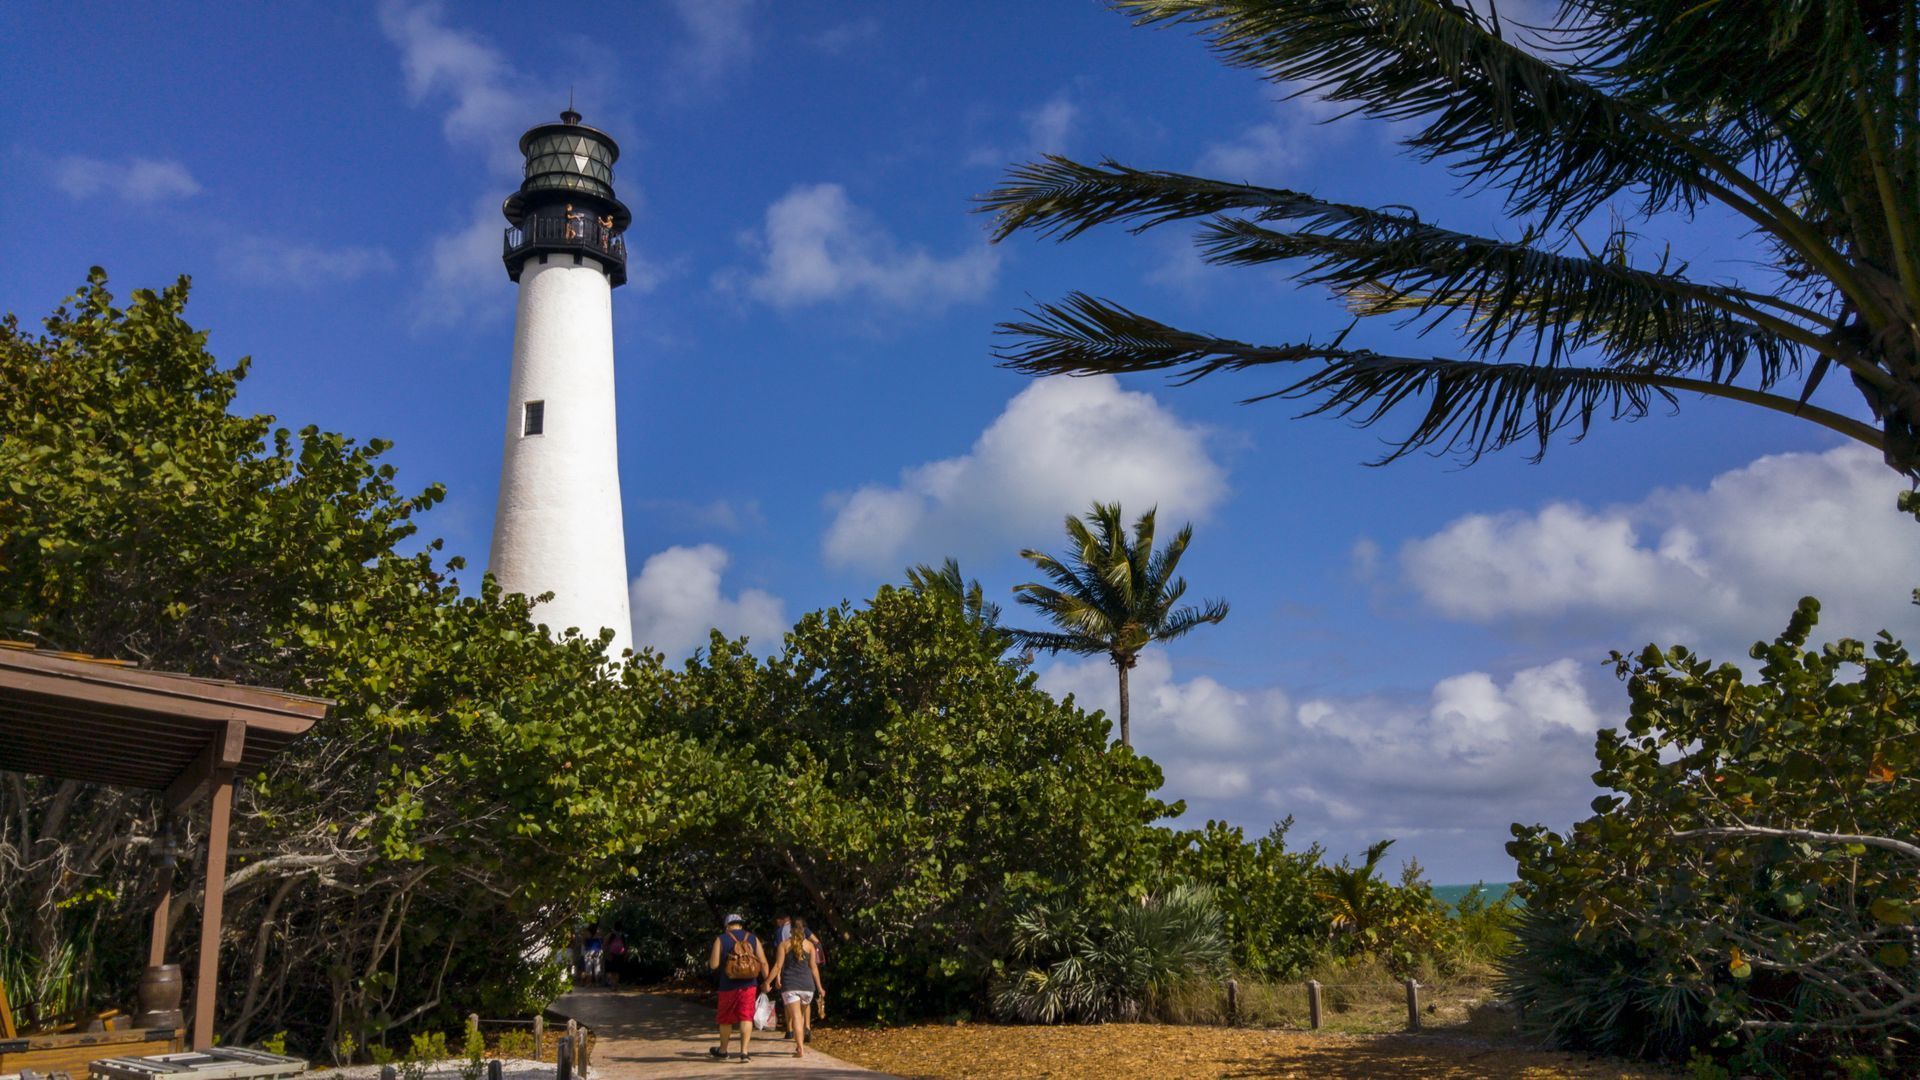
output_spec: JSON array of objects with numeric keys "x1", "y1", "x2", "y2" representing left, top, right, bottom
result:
[
  {"x1": 978, "y1": 155, "x2": 1332, "y2": 241},
  {"x1": 997, "y1": 294, "x2": 1886, "y2": 465},
  {"x1": 1194, "y1": 213, "x2": 1831, "y2": 381},
  {"x1": 1005, "y1": 626, "x2": 1109, "y2": 656},
  {"x1": 1155, "y1": 599, "x2": 1230, "y2": 642},
  {"x1": 1109, "y1": 0, "x2": 1730, "y2": 227}
]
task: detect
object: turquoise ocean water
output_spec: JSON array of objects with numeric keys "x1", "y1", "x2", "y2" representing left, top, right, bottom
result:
[{"x1": 1432, "y1": 882, "x2": 1520, "y2": 913}]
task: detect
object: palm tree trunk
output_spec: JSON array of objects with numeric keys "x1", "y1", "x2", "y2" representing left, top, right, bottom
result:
[{"x1": 1116, "y1": 660, "x2": 1131, "y2": 748}]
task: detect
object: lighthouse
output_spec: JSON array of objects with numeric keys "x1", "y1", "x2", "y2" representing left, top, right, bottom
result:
[{"x1": 490, "y1": 109, "x2": 634, "y2": 657}]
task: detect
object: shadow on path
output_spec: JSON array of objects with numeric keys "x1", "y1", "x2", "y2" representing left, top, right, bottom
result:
[{"x1": 550, "y1": 989, "x2": 892, "y2": 1080}]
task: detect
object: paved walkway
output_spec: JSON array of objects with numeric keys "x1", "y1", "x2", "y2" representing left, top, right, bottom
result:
[{"x1": 549, "y1": 989, "x2": 893, "y2": 1080}]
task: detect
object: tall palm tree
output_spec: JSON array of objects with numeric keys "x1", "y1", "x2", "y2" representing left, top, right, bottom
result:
[
  {"x1": 1012, "y1": 502, "x2": 1228, "y2": 748},
  {"x1": 981, "y1": 1, "x2": 1920, "y2": 479}
]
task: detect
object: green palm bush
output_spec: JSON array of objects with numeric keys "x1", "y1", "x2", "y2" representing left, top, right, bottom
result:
[
  {"x1": 1496, "y1": 909, "x2": 1707, "y2": 1062},
  {"x1": 993, "y1": 885, "x2": 1231, "y2": 1023}
]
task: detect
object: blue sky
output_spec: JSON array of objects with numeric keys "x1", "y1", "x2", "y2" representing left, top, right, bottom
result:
[{"x1": 5, "y1": 0, "x2": 1916, "y2": 883}]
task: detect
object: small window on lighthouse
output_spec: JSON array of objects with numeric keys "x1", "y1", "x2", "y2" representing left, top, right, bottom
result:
[{"x1": 522, "y1": 400, "x2": 545, "y2": 436}]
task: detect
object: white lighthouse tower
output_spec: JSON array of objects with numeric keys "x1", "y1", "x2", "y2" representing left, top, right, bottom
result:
[{"x1": 490, "y1": 109, "x2": 634, "y2": 656}]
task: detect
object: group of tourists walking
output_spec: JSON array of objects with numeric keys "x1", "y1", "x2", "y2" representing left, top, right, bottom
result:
[{"x1": 708, "y1": 913, "x2": 825, "y2": 1063}]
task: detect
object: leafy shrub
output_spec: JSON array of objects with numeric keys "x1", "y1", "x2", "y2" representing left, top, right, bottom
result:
[
  {"x1": 494, "y1": 1029, "x2": 534, "y2": 1060},
  {"x1": 1507, "y1": 600, "x2": 1920, "y2": 1074},
  {"x1": 259, "y1": 1031, "x2": 288, "y2": 1055},
  {"x1": 992, "y1": 885, "x2": 1228, "y2": 1023},
  {"x1": 459, "y1": 1026, "x2": 485, "y2": 1080},
  {"x1": 1169, "y1": 819, "x2": 1326, "y2": 978},
  {"x1": 1451, "y1": 884, "x2": 1521, "y2": 966}
]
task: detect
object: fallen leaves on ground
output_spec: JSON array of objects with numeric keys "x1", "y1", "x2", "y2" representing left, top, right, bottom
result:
[{"x1": 811, "y1": 1022, "x2": 1675, "y2": 1079}]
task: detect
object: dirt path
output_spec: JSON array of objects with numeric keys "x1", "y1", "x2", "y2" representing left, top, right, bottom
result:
[
  {"x1": 548, "y1": 988, "x2": 893, "y2": 1079},
  {"x1": 811, "y1": 1022, "x2": 1675, "y2": 1079}
]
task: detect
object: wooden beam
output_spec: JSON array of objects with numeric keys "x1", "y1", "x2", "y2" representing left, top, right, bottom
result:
[
  {"x1": 190, "y1": 770, "x2": 235, "y2": 1051},
  {"x1": 164, "y1": 721, "x2": 245, "y2": 815}
]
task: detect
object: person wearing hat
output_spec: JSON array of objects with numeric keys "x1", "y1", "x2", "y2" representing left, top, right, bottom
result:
[{"x1": 707, "y1": 913, "x2": 767, "y2": 1062}]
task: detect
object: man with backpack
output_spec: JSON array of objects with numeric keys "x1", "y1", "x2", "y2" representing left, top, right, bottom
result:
[{"x1": 707, "y1": 914, "x2": 767, "y2": 1063}]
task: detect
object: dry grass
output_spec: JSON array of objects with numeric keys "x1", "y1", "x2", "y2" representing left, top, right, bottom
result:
[{"x1": 811, "y1": 1022, "x2": 1677, "y2": 1079}]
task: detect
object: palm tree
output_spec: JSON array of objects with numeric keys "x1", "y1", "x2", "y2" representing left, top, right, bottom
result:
[
  {"x1": 981, "y1": 1, "x2": 1920, "y2": 479},
  {"x1": 905, "y1": 557, "x2": 1004, "y2": 628},
  {"x1": 1315, "y1": 839, "x2": 1396, "y2": 938},
  {"x1": 1011, "y1": 502, "x2": 1228, "y2": 748}
]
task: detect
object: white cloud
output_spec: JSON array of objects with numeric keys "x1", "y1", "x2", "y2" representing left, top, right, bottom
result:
[
  {"x1": 51, "y1": 156, "x2": 200, "y2": 204},
  {"x1": 1394, "y1": 444, "x2": 1920, "y2": 657},
  {"x1": 1197, "y1": 87, "x2": 1349, "y2": 183},
  {"x1": 1024, "y1": 93, "x2": 1079, "y2": 155},
  {"x1": 726, "y1": 182, "x2": 999, "y2": 312},
  {"x1": 1037, "y1": 650, "x2": 1606, "y2": 880},
  {"x1": 219, "y1": 237, "x2": 395, "y2": 285},
  {"x1": 665, "y1": 0, "x2": 760, "y2": 101},
  {"x1": 967, "y1": 90, "x2": 1080, "y2": 168},
  {"x1": 630, "y1": 544, "x2": 787, "y2": 660},
  {"x1": 810, "y1": 17, "x2": 881, "y2": 55},
  {"x1": 379, "y1": 0, "x2": 531, "y2": 175},
  {"x1": 822, "y1": 375, "x2": 1227, "y2": 572}
]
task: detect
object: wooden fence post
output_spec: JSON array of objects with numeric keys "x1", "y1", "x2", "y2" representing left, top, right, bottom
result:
[
  {"x1": 555, "y1": 1036, "x2": 572, "y2": 1080},
  {"x1": 566, "y1": 1020, "x2": 581, "y2": 1074},
  {"x1": 1225, "y1": 978, "x2": 1238, "y2": 1027},
  {"x1": 1306, "y1": 980, "x2": 1323, "y2": 1031},
  {"x1": 1404, "y1": 978, "x2": 1420, "y2": 1031},
  {"x1": 488, "y1": 1060, "x2": 504, "y2": 1080},
  {"x1": 532, "y1": 1015, "x2": 544, "y2": 1061},
  {"x1": 468, "y1": 1013, "x2": 480, "y2": 1040}
]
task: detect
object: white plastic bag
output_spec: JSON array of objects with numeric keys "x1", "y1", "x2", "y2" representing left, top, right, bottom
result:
[{"x1": 753, "y1": 991, "x2": 777, "y2": 1030}]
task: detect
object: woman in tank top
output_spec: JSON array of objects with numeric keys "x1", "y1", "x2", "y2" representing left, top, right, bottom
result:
[{"x1": 762, "y1": 916, "x2": 825, "y2": 1058}]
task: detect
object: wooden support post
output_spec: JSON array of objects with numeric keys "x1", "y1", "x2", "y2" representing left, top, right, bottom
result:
[
  {"x1": 468, "y1": 1013, "x2": 480, "y2": 1039},
  {"x1": 555, "y1": 1037, "x2": 572, "y2": 1080},
  {"x1": 1307, "y1": 980, "x2": 1323, "y2": 1031},
  {"x1": 0, "y1": 976, "x2": 16, "y2": 1040},
  {"x1": 191, "y1": 768, "x2": 237, "y2": 1051},
  {"x1": 579, "y1": 1028, "x2": 589, "y2": 1075},
  {"x1": 1224, "y1": 977, "x2": 1238, "y2": 1027},
  {"x1": 148, "y1": 863, "x2": 175, "y2": 968},
  {"x1": 532, "y1": 1016, "x2": 545, "y2": 1061},
  {"x1": 566, "y1": 1021, "x2": 581, "y2": 1074},
  {"x1": 1404, "y1": 977, "x2": 1420, "y2": 1031}
]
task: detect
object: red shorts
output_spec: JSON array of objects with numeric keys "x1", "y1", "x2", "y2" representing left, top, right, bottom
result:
[{"x1": 716, "y1": 986, "x2": 756, "y2": 1024}]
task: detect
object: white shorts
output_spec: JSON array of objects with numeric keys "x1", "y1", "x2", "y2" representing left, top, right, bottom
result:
[{"x1": 781, "y1": 990, "x2": 815, "y2": 1006}]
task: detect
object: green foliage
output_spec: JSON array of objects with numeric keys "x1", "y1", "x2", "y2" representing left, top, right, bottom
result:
[
  {"x1": 459, "y1": 1025, "x2": 485, "y2": 1080},
  {"x1": 0, "y1": 271, "x2": 731, "y2": 1046},
  {"x1": 1506, "y1": 599, "x2": 1920, "y2": 1073},
  {"x1": 1010, "y1": 501, "x2": 1228, "y2": 746},
  {"x1": 1451, "y1": 884, "x2": 1520, "y2": 966},
  {"x1": 982, "y1": 1, "x2": 1920, "y2": 477},
  {"x1": 626, "y1": 585, "x2": 1178, "y2": 1023},
  {"x1": 494, "y1": 1029, "x2": 534, "y2": 1060},
  {"x1": 259, "y1": 1032, "x2": 288, "y2": 1056},
  {"x1": 992, "y1": 885, "x2": 1229, "y2": 1023},
  {"x1": 1166, "y1": 819, "x2": 1324, "y2": 977}
]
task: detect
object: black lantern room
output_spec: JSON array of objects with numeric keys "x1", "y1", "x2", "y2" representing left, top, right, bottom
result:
[{"x1": 502, "y1": 109, "x2": 632, "y2": 288}]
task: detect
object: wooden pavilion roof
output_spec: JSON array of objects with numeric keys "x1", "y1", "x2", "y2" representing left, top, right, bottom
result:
[{"x1": 0, "y1": 644, "x2": 329, "y2": 798}]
